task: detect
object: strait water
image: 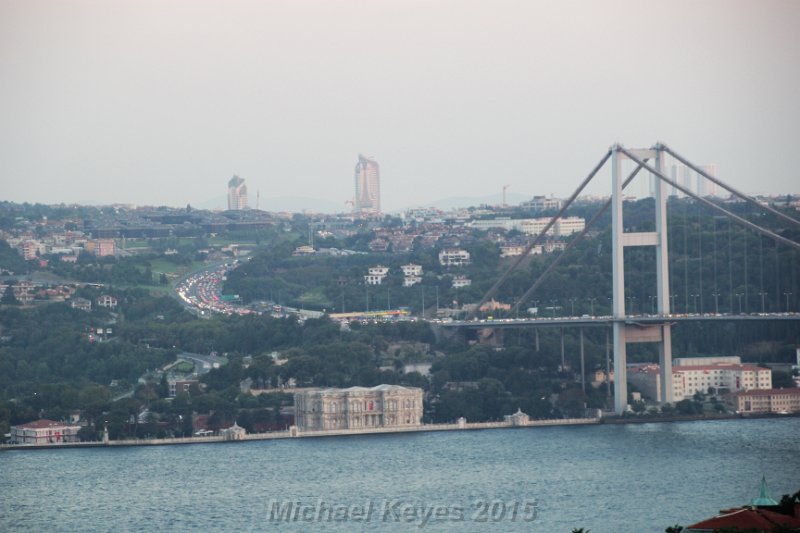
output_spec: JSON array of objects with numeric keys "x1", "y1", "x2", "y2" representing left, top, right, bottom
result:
[{"x1": 2, "y1": 417, "x2": 799, "y2": 532}]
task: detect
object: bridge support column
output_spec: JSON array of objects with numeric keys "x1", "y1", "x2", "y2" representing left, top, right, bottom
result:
[
  {"x1": 611, "y1": 146, "x2": 628, "y2": 414},
  {"x1": 605, "y1": 328, "x2": 611, "y2": 399},
  {"x1": 611, "y1": 145, "x2": 673, "y2": 413},
  {"x1": 580, "y1": 328, "x2": 585, "y2": 392},
  {"x1": 613, "y1": 322, "x2": 628, "y2": 413},
  {"x1": 658, "y1": 324, "x2": 674, "y2": 403}
]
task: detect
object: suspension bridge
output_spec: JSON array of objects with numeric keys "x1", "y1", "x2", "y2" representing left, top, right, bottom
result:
[{"x1": 436, "y1": 142, "x2": 800, "y2": 414}]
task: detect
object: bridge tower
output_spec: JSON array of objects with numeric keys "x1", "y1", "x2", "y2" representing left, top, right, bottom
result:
[{"x1": 611, "y1": 145, "x2": 673, "y2": 414}]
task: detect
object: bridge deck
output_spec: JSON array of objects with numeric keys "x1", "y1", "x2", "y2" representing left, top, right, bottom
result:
[{"x1": 435, "y1": 313, "x2": 800, "y2": 329}]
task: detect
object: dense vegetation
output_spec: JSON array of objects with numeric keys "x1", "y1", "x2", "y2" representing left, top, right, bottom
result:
[{"x1": 1, "y1": 197, "x2": 798, "y2": 440}]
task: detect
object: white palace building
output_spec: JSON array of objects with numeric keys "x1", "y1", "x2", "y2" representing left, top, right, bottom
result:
[{"x1": 294, "y1": 384, "x2": 423, "y2": 431}]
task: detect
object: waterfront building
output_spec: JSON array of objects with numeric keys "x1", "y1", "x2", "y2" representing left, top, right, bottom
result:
[
  {"x1": 354, "y1": 154, "x2": 380, "y2": 216},
  {"x1": 227, "y1": 175, "x2": 248, "y2": 211},
  {"x1": 627, "y1": 361, "x2": 772, "y2": 402},
  {"x1": 294, "y1": 384, "x2": 423, "y2": 431},
  {"x1": 220, "y1": 423, "x2": 246, "y2": 441},
  {"x1": 10, "y1": 419, "x2": 82, "y2": 444},
  {"x1": 725, "y1": 388, "x2": 800, "y2": 414}
]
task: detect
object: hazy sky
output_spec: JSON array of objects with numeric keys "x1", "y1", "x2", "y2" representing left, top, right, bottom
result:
[{"x1": 2, "y1": 0, "x2": 799, "y2": 212}]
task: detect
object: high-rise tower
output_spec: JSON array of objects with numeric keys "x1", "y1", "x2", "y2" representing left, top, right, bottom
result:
[
  {"x1": 227, "y1": 175, "x2": 248, "y2": 210},
  {"x1": 354, "y1": 155, "x2": 380, "y2": 216}
]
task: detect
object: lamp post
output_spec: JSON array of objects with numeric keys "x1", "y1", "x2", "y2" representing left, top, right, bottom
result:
[
  {"x1": 626, "y1": 296, "x2": 636, "y2": 315},
  {"x1": 670, "y1": 294, "x2": 677, "y2": 313},
  {"x1": 711, "y1": 292, "x2": 720, "y2": 315},
  {"x1": 690, "y1": 294, "x2": 699, "y2": 314},
  {"x1": 757, "y1": 291, "x2": 766, "y2": 313},
  {"x1": 569, "y1": 298, "x2": 576, "y2": 317},
  {"x1": 735, "y1": 293, "x2": 743, "y2": 314},
  {"x1": 648, "y1": 295, "x2": 655, "y2": 315},
  {"x1": 550, "y1": 299, "x2": 557, "y2": 317},
  {"x1": 588, "y1": 298, "x2": 596, "y2": 316},
  {"x1": 785, "y1": 292, "x2": 792, "y2": 312}
]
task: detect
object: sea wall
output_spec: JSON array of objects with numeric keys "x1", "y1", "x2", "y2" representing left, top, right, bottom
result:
[{"x1": 0, "y1": 417, "x2": 599, "y2": 451}]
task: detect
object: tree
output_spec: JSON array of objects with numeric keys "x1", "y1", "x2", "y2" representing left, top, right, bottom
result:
[{"x1": 1, "y1": 282, "x2": 19, "y2": 305}]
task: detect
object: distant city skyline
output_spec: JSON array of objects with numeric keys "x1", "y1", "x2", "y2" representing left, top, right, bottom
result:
[
  {"x1": 354, "y1": 154, "x2": 380, "y2": 216},
  {"x1": 1, "y1": 1, "x2": 799, "y2": 211},
  {"x1": 227, "y1": 175, "x2": 247, "y2": 210}
]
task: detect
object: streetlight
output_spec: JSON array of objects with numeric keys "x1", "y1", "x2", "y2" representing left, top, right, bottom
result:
[
  {"x1": 785, "y1": 292, "x2": 793, "y2": 312},
  {"x1": 569, "y1": 298, "x2": 576, "y2": 317},
  {"x1": 588, "y1": 298, "x2": 596, "y2": 316},
  {"x1": 690, "y1": 294, "x2": 699, "y2": 314},
  {"x1": 757, "y1": 291, "x2": 766, "y2": 313},
  {"x1": 648, "y1": 295, "x2": 655, "y2": 315},
  {"x1": 669, "y1": 294, "x2": 677, "y2": 313},
  {"x1": 711, "y1": 292, "x2": 720, "y2": 315},
  {"x1": 550, "y1": 299, "x2": 557, "y2": 317},
  {"x1": 735, "y1": 293, "x2": 743, "y2": 314},
  {"x1": 626, "y1": 296, "x2": 636, "y2": 315}
]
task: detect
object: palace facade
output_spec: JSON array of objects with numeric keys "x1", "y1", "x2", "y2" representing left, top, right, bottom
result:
[{"x1": 294, "y1": 384, "x2": 423, "y2": 431}]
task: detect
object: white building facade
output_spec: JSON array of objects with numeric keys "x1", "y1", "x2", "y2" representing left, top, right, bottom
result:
[{"x1": 294, "y1": 385, "x2": 424, "y2": 431}]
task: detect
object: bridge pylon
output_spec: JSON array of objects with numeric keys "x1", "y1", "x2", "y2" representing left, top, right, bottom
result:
[{"x1": 611, "y1": 145, "x2": 673, "y2": 414}]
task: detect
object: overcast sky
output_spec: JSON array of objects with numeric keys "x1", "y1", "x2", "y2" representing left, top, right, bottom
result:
[{"x1": 1, "y1": 0, "x2": 798, "y2": 212}]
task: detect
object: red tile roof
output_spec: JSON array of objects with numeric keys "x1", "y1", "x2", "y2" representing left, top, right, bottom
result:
[
  {"x1": 673, "y1": 364, "x2": 766, "y2": 373},
  {"x1": 687, "y1": 507, "x2": 800, "y2": 531},
  {"x1": 16, "y1": 419, "x2": 73, "y2": 429}
]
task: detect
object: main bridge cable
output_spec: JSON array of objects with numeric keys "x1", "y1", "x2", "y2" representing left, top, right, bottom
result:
[
  {"x1": 660, "y1": 143, "x2": 800, "y2": 229},
  {"x1": 512, "y1": 158, "x2": 649, "y2": 315},
  {"x1": 466, "y1": 150, "x2": 612, "y2": 320},
  {"x1": 618, "y1": 147, "x2": 800, "y2": 252}
]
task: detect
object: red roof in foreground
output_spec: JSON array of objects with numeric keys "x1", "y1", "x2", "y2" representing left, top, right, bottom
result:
[{"x1": 687, "y1": 507, "x2": 800, "y2": 531}]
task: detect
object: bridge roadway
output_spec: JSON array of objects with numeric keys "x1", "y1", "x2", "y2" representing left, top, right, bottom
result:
[{"x1": 434, "y1": 312, "x2": 800, "y2": 329}]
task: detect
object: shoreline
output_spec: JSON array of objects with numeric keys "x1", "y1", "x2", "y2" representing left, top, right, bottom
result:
[
  {"x1": 2, "y1": 417, "x2": 596, "y2": 451},
  {"x1": 2, "y1": 412, "x2": 797, "y2": 451}
]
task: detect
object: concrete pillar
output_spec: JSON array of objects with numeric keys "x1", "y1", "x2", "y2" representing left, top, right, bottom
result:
[
  {"x1": 605, "y1": 328, "x2": 611, "y2": 399},
  {"x1": 580, "y1": 328, "x2": 586, "y2": 392},
  {"x1": 655, "y1": 147, "x2": 674, "y2": 405},
  {"x1": 611, "y1": 147, "x2": 628, "y2": 414}
]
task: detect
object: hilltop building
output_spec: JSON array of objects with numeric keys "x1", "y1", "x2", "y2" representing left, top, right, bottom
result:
[
  {"x1": 354, "y1": 155, "x2": 380, "y2": 217},
  {"x1": 227, "y1": 175, "x2": 248, "y2": 211},
  {"x1": 294, "y1": 385, "x2": 423, "y2": 431}
]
